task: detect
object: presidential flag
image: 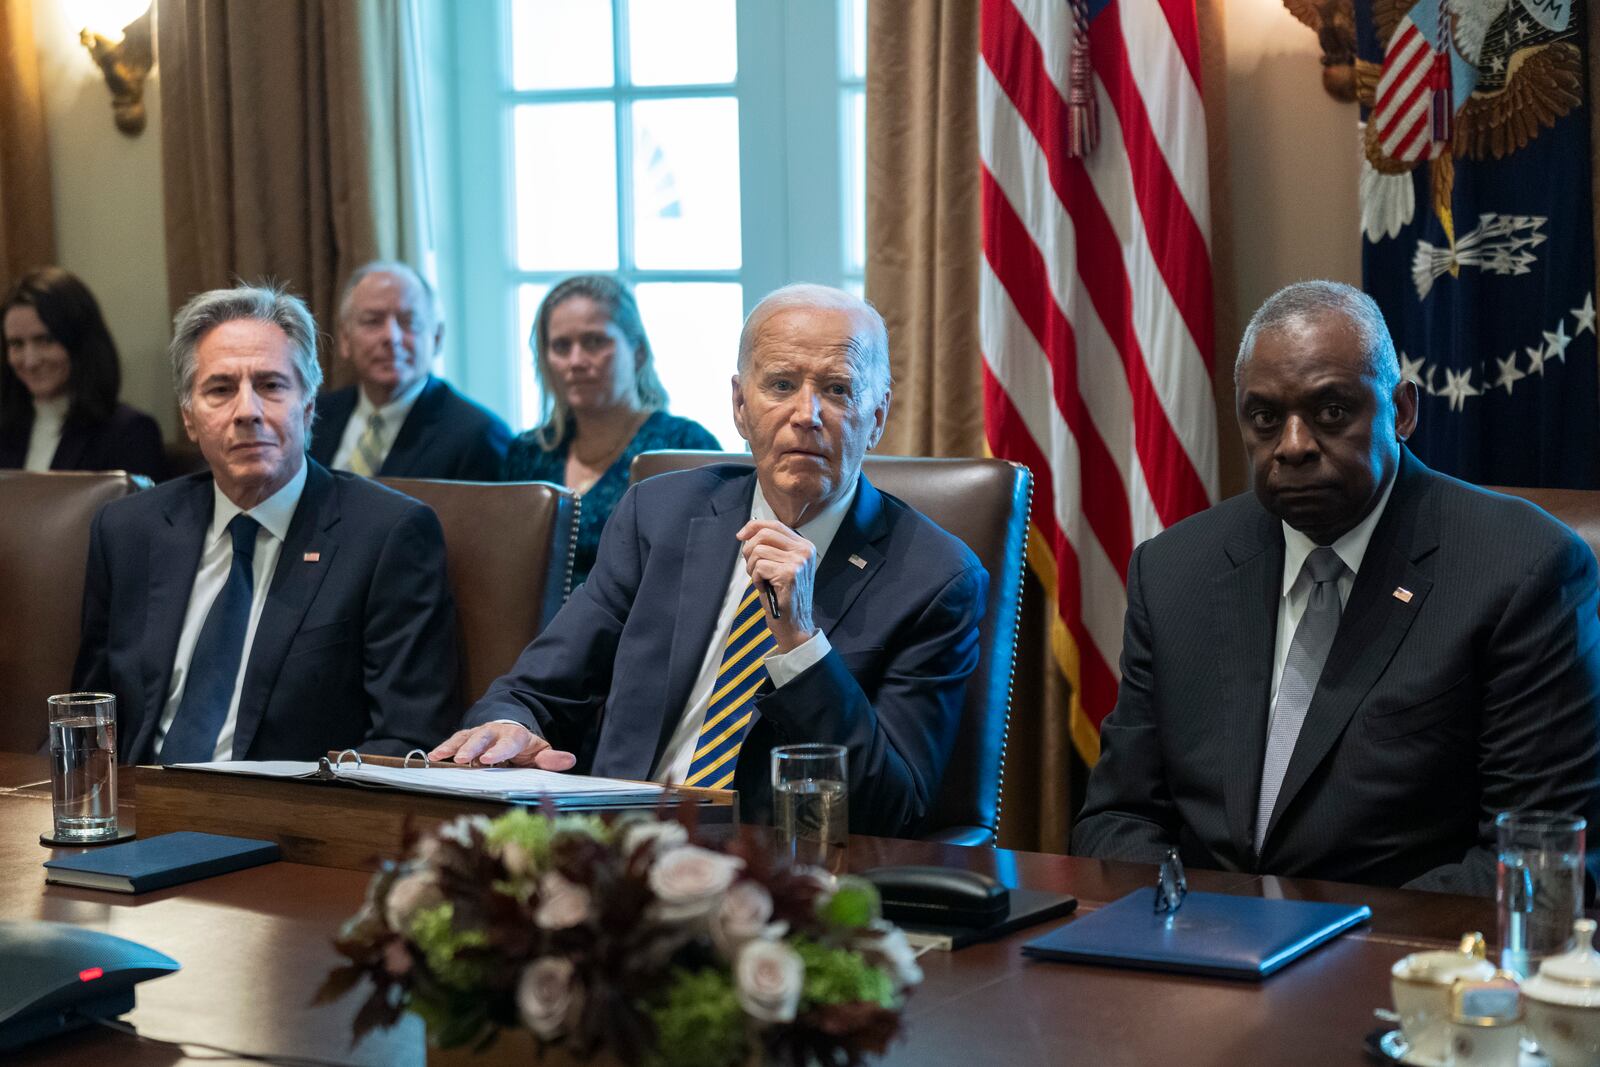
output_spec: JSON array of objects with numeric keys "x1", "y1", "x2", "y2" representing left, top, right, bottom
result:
[
  {"x1": 979, "y1": 0, "x2": 1218, "y2": 763},
  {"x1": 1355, "y1": 0, "x2": 1598, "y2": 487}
]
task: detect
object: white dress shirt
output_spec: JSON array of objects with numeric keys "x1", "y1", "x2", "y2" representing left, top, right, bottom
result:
[
  {"x1": 651, "y1": 474, "x2": 860, "y2": 784},
  {"x1": 329, "y1": 374, "x2": 429, "y2": 473},
  {"x1": 155, "y1": 461, "x2": 309, "y2": 761},
  {"x1": 1269, "y1": 474, "x2": 1397, "y2": 708},
  {"x1": 23, "y1": 396, "x2": 68, "y2": 471}
]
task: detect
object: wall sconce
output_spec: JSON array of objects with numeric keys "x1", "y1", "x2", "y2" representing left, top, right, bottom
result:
[{"x1": 79, "y1": 2, "x2": 154, "y2": 136}]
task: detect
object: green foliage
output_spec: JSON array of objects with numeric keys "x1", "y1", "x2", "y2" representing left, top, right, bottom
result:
[
  {"x1": 816, "y1": 877, "x2": 881, "y2": 931},
  {"x1": 647, "y1": 968, "x2": 748, "y2": 1067},
  {"x1": 407, "y1": 903, "x2": 489, "y2": 991},
  {"x1": 485, "y1": 809, "x2": 609, "y2": 869},
  {"x1": 794, "y1": 939, "x2": 895, "y2": 1010}
]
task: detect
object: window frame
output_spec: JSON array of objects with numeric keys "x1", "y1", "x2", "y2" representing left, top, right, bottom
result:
[{"x1": 433, "y1": 0, "x2": 860, "y2": 430}]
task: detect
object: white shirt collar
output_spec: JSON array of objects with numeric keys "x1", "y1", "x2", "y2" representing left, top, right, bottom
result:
[
  {"x1": 750, "y1": 470, "x2": 861, "y2": 560},
  {"x1": 1280, "y1": 472, "x2": 1398, "y2": 596},
  {"x1": 32, "y1": 395, "x2": 70, "y2": 424},
  {"x1": 210, "y1": 458, "x2": 309, "y2": 546},
  {"x1": 353, "y1": 372, "x2": 430, "y2": 424}
]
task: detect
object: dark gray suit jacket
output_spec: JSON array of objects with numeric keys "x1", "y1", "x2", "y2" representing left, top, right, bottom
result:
[
  {"x1": 462, "y1": 465, "x2": 988, "y2": 837},
  {"x1": 1073, "y1": 450, "x2": 1600, "y2": 895},
  {"x1": 310, "y1": 377, "x2": 511, "y2": 481},
  {"x1": 73, "y1": 460, "x2": 460, "y2": 762}
]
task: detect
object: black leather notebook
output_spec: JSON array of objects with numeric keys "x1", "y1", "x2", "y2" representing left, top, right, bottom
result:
[{"x1": 1021, "y1": 890, "x2": 1370, "y2": 979}]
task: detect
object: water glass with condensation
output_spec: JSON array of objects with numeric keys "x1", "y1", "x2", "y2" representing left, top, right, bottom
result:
[
  {"x1": 771, "y1": 743, "x2": 848, "y2": 871},
  {"x1": 1496, "y1": 810, "x2": 1585, "y2": 979},
  {"x1": 47, "y1": 693, "x2": 118, "y2": 842}
]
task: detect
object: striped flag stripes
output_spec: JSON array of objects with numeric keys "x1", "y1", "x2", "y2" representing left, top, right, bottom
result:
[{"x1": 979, "y1": 0, "x2": 1218, "y2": 763}]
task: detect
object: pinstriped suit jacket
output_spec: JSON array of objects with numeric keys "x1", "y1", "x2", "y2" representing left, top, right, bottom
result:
[{"x1": 1073, "y1": 450, "x2": 1600, "y2": 895}]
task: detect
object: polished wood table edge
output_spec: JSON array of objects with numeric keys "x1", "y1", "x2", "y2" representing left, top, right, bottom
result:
[{"x1": 0, "y1": 748, "x2": 1508, "y2": 1066}]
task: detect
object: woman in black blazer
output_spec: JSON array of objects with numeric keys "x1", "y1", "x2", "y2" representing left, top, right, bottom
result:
[{"x1": 1, "y1": 268, "x2": 164, "y2": 479}]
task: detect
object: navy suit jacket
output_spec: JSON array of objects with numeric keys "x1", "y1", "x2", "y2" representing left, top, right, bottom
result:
[
  {"x1": 1073, "y1": 450, "x2": 1600, "y2": 895},
  {"x1": 73, "y1": 460, "x2": 461, "y2": 762},
  {"x1": 310, "y1": 376, "x2": 511, "y2": 481},
  {"x1": 463, "y1": 465, "x2": 988, "y2": 837},
  {"x1": 0, "y1": 403, "x2": 164, "y2": 480}
]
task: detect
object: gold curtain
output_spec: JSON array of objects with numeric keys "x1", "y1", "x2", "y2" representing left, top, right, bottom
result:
[
  {"x1": 0, "y1": 0, "x2": 56, "y2": 284},
  {"x1": 865, "y1": 0, "x2": 983, "y2": 459},
  {"x1": 157, "y1": 0, "x2": 428, "y2": 387},
  {"x1": 865, "y1": 1, "x2": 1237, "y2": 853}
]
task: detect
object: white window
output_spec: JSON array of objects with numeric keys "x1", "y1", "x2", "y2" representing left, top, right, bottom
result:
[{"x1": 429, "y1": 0, "x2": 868, "y2": 448}]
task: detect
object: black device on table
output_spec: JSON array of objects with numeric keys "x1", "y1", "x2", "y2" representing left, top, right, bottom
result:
[
  {"x1": 861, "y1": 865, "x2": 1078, "y2": 949},
  {"x1": 0, "y1": 920, "x2": 179, "y2": 1052}
]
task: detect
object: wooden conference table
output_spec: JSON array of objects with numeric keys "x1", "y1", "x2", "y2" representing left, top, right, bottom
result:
[{"x1": 0, "y1": 751, "x2": 1495, "y2": 1066}]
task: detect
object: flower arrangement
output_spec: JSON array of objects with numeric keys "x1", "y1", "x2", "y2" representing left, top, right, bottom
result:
[{"x1": 319, "y1": 810, "x2": 923, "y2": 1067}]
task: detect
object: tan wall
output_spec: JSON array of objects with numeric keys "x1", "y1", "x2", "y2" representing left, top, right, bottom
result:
[
  {"x1": 1223, "y1": 0, "x2": 1362, "y2": 324},
  {"x1": 29, "y1": 2, "x2": 173, "y2": 440}
]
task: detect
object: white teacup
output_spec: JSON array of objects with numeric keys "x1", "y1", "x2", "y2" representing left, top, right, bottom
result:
[{"x1": 1391, "y1": 948, "x2": 1496, "y2": 1062}]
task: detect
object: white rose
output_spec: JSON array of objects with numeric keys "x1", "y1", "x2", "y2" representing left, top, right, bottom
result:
[
  {"x1": 855, "y1": 922, "x2": 923, "y2": 990},
  {"x1": 535, "y1": 871, "x2": 592, "y2": 930},
  {"x1": 734, "y1": 939, "x2": 803, "y2": 1024},
  {"x1": 499, "y1": 840, "x2": 534, "y2": 880},
  {"x1": 438, "y1": 814, "x2": 492, "y2": 848},
  {"x1": 620, "y1": 819, "x2": 689, "y2": 858},
  {"x1": 710, "y1": 880, "x2": 788, "y2": 959},
  {"x1": 648, "y1": 846, "x2": 744, "y2": 922},
  {"x1": 517, "y1": 957, "x2": 579, "y2": 1040},
  {"x1": 384, "y1": 870, "x2": 441, "y2": 932}
]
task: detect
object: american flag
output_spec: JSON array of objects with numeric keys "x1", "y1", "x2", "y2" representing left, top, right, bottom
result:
[{"x1": 979, "y1": 0, "x2": 1218, "y2": 763}]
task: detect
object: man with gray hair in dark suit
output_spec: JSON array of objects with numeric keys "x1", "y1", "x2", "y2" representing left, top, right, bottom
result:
[
  {"x1": 74, "y1": 282, "x2": 460, "y2": 763},
  {"x1": 309, "y1": 261, "x2": 511, "y2": 481},
  {"x1": 1074, "y1": 279, "x2": 1600, "y2": 895}
]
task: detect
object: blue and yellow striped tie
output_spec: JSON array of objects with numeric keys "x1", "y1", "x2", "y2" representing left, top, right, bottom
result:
[{"x1": 684, "y1": 581, "x2": 774, "y2": 789}]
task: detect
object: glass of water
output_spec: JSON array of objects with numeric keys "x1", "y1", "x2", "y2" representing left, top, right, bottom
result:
[
  {"x1": 771, "y1": 743, "x2": 848, "y2": 872},
  {"x1": 48, "y1": 693, "x2": 118, "y2": 843},
  {"x1": 1496, "y1": 809, "x2": 1585, "y2": 979}
]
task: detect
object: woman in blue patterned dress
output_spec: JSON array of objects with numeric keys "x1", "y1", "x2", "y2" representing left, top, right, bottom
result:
[{"x1": 504, "y1": 275, "x2": 720, "y2": 587}]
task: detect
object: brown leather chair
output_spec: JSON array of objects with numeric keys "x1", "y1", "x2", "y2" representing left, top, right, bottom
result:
[
  {"x1": 631, "y1": 451, "x2": 1032, "y2": 846},
  {"x1": 0, "y1": 471, "x2": 150, "y2": 752},
  {"x1": 381, "y1": 478, "x2": 578, "y2": 709},
  {"x1": 1488, "y1": 487, "x2": 1600, "y2": 574}
]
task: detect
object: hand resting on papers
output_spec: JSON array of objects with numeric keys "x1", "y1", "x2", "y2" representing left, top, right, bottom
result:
[{"x1": 427, "y1": 722, "x2": 578, "y2": 770}]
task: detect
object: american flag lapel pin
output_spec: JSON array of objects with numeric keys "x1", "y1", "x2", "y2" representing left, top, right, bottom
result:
[
  {"x1": 848, "y1": 554, "x2": 867, "y2": 569},
  {"x1": 304, "y1": 551, "x2": 321, "y2": 563},
  {"x1": 1392, "y1": 586, "x2": 1413, "y2": 604}
]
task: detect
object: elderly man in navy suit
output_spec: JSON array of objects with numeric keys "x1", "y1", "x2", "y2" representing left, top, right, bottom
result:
[
  {"x1": 431, "y1": 285, "x2": 988, "y2": 837},
  {"x1": 74, "y1": 283, "x2": 459, "y2": 763},
  {"x1": 1073, "y1": 281, "x2": 1600, "y2": 895},
  {"x1": 310, "y1": 262, "x2": 511, "y2": 481}
]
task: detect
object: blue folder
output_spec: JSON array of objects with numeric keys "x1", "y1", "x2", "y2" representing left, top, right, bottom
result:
[
  {"x1": 1021, "y1": 890, "x2": 1371, "y2": 980},
  {"x1": 43, "y1": 832, "x2": 280, "y2": 894}
]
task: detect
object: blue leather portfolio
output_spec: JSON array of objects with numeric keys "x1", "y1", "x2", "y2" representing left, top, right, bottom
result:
[
  {"x1": 1021, "y1": 890, "x2": 1371, "y2": 979},
  {"x1": 43, "y1": 832, "x2": 280, "y2": 894}
]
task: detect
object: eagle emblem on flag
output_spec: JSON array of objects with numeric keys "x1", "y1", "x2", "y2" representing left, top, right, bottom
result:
[{"x1": 1287, "y1": 0, "x2": 1600, "y2": 488}]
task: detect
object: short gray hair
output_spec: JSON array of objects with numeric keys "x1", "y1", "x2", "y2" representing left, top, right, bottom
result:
[
  {"x1": 737, "y1": 284, "x2": 892, "y2": 403},
  {"x1": 337, "y1": 260, "x2": 438, "y2": 328},
  {"x1": 170, "y1": 283, "x2": 323, "y2": 411},
  {"x1": 1236, "y1": 280, "x2": 1400, "y2": 394}
]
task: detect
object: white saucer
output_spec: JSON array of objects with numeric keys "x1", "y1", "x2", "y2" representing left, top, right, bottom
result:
[{"x1": 1375, "y1": 1029, "x2": 1548, "y2": 1067}]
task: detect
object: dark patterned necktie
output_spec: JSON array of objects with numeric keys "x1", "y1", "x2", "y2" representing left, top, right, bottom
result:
[{"x1": 160, "y1": 514, "x2": 261, "y2": 763}]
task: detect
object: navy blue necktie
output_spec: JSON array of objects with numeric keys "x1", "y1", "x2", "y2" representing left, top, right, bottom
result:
[{"x1": 161, "y1": 514, "x2": 261, "y2": 764}]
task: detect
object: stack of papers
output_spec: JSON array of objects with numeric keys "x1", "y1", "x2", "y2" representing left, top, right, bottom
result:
[{"x1": 169, "y1": 760, "x2": 668, "y2": 808}]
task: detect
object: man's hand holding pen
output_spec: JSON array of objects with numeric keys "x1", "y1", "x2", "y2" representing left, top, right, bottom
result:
[{"x1": 736, "y1": 518, "x2": 818, "y2": 652}]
